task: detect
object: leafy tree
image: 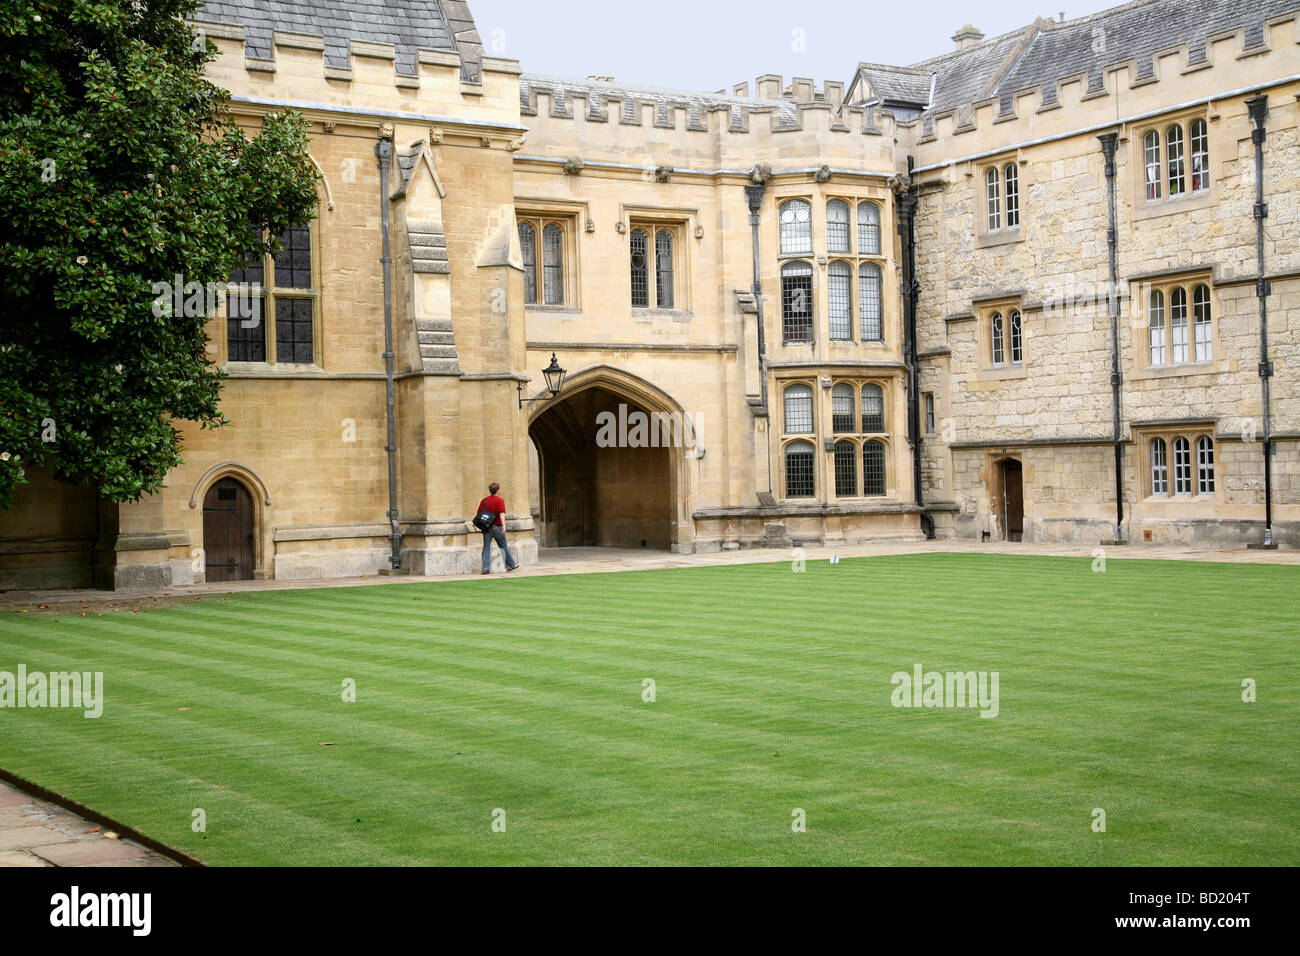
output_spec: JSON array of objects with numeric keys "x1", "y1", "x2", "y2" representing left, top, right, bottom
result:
[{"x1": 0, "y1": 0, "x2": 320, "y2": 508}]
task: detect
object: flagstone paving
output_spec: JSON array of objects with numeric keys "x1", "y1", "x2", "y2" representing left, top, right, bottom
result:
[
  {"x1": 2, "y1": 540, "x2": 1297, "y2": 613},
  {"x1": 0, "y1": 782, "x2": 179, "y2": 868}
]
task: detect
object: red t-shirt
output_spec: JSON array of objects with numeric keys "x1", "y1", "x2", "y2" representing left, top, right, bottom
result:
[{"x1": 478, "y1": 495, "x2": 506, "y2": 527}]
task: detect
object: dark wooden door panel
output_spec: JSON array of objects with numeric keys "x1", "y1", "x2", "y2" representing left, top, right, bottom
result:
[
  {"x1": 1003, "y1": 461, "x2": 1024, "y2": 542},
  {"x1": 203, "y1": 478, "x2": 254, "y2": 581}
]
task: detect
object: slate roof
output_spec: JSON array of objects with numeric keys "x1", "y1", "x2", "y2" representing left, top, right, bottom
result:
[
  {"x1": 196, "y1": 0, "x2": 483, "y2": 80},
  {"x1": 997, "y1": 0, "x2": 1296, "y2": 108},
  {"x1": 853, "y1": 63, "x2": 932, "y2": 108},
  {"x1": 520, "y1": 74, "x2": 802, "y2": 131},
  {"x1": 856, "y1": 0, "x2": 1298, "y2": 119}
]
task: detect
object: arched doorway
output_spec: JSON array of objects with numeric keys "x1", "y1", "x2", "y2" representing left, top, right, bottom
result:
[
  {"x1": 203, "y1": 476, "x2": 255, "y2": 581},
  {"x1": 528, "y1": 369, "x2": 690, "y2": 551}
]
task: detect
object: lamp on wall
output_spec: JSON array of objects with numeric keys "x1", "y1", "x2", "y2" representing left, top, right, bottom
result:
[{"x1": 517, "y1": 352, "x2": 567, "y2": 409}]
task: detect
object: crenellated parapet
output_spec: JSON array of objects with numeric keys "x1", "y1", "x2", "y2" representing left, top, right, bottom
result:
[
  {"x1": 520, "y1": 74, "x2": 878, "y2": 138},
  {"x1": 895, "y1": 2, "x2": 1300, "y2": 167},
  {"x1": 189, "y1": 7, "x2": 523, "y2": 133}
]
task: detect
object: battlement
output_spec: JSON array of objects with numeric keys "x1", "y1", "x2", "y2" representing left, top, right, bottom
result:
[
  {"x1": 728, "y1": 75, "x2": 846, "y2": 113},
  {"x1": 191, "y1": 19, "x2": 523, "y2": 88},
  {"x1": 899, "y1": 6, "x2": 1300, "y2": 162},
  {"x1": 520, "y1": 73, "x2": 877, "y2": 137}
]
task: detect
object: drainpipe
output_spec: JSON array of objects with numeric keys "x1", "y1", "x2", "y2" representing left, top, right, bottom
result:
[
  {"x1": 375, "y1": 136, "x2": 402, "y2": 569},
  {"x1": 745, "y1": 182, "x2": 769, "y2": 413},
  {"x1": 1246, "y1": 94, "x2": 1275, "y2": 548},
  {"x1": 1098, "y1": 132, "x2": 1125, "y2": 544},
  {"x1": 745, "y1": 181, "x2": 772, "y2": 495},
  {"x1": 899, "y1": 159, "x2": 932, "y2": 538}
]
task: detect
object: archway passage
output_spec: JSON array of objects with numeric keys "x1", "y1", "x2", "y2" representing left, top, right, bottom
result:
[
  {"x1": 203, "y1": 477, "x2": 255, "y2": 581},
  {"x1": 529, "y1": 385, "x2": 673, "y2": 550}
]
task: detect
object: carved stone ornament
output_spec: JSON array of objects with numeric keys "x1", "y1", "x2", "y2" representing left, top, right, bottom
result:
[
  {"x1": 813, "y1": 164, "x2": 832, "y2": 183},
  {"x1": 428, "y1": 126, "x2": 444, "y2": 144},
  {"x1": 749, "y1": 163, "x2": 772, "y2": 184},
  {"x1": 654, "y1": 165, "x2": 673, "y2": 183},
  {"x1": 615, "y1": 221, "x2": 627, "y2": 235},
  {"x1": 563, "y1": 156, "x2": 585, "y2": 175}
]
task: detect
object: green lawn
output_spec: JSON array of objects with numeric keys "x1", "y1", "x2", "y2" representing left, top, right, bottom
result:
[{"x1": 0, "y1": 553, "x2": 1296, "y2": 865}]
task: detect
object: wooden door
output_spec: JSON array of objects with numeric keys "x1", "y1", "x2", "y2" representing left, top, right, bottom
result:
[
  {"x1": 203, "y1": 478, "x2": 254, "y2": 581},
  {"x1": 1001, "y1": 459, "x2": 1024, "y2": 542}
]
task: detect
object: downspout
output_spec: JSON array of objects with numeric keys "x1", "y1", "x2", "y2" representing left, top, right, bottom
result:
[
  {"x1": 1098, "y1": 132, "x2": 1125, "y2": 544},
  {"x1": 375, "y1": 136, "x2": 402, "y2": 569},
  {"x1": 745, "y1": 181, "x2": 771, "y2": 495},
  {"x1": 1246, "y1": 94, "x2": 1275, "y2": 548},
  {"x1": 899, "y1": 159, "x2": 932, "y2": 538}
]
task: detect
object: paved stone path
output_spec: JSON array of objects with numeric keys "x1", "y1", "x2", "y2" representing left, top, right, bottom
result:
[
  {"x1": 0, "y1": 781, "x2": 179, "y2": 867},
  {"x1": 3, "y1": 540, "x2": 1297, "y2": 610}
]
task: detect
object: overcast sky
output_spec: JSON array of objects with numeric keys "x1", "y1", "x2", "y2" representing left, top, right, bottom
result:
[{"x1": 471, "y1": 0, "x2": 1121, "y2": 92}]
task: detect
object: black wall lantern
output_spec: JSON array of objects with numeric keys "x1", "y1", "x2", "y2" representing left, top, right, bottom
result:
[{"x1": 517, "y1": 352, "x2": 567, "y2": 408}]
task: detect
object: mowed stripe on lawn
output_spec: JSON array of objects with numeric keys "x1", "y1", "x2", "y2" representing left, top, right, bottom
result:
[{"x1": 0, "y1": 553, "x2": 1295, "y2": 865}]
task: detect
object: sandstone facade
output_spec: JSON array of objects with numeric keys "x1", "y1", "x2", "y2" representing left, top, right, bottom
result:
[{"x1": 3, "y1": 0, "x2": 1297, "y2": 588}]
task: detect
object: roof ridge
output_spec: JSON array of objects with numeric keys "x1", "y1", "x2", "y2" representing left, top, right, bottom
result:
[{"x1": 907, "y1": 22, "x2": 1037, "y2": 70}]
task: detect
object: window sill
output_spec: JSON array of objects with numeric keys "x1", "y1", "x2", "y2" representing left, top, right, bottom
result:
[
  {"x1": 525, "y1": 304, "x2": 581, "y2": 314},
  {"x1": 976, "y1": 228, "x2": 1022, "y2": 249},
  {"x1": 632, "y1": 308, "x2": 692, "y2": 320},
  {"x1": 224, "y1": 361, "x2": 324, "y2": 376},
  {"x1": 1132, "y1": 359, "x2": 1226, "y2": 380},
  {"x1": 1132, "y1": 190, "x2": 1213, "y2": 221},
  {"x1": 975, "y1": 362, "x2": 1028, "y2": 382}
]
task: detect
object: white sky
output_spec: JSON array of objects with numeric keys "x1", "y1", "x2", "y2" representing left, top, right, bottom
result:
[{"x1": 470, "y1": 0, "x2": 1121, "y2": 91}]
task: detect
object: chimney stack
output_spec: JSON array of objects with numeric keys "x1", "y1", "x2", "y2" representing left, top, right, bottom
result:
[{"x1": 951, "y1": 24, "x2": 985, "y2": 51}]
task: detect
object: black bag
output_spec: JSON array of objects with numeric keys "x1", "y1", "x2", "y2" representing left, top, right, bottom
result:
[{"x1": 472, "y1": 508, "x2": 496, "y2": 532}]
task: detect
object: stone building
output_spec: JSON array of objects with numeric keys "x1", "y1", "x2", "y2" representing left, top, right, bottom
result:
[{"x1": 2, "y1": 0, "x2": 1297, "y2": 589}]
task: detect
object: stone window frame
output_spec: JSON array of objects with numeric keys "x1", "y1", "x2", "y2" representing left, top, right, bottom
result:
[
  {"x1": 780, "y1": 260, "x2": 815, "y2": 344},
  {"x1": 820, "y1": 193, "x2": 889, "y2": 345},
  {"x1": 1130, "y1": 108, "x2": 1215, "y2": 221},
  {"x1": 224, "y1": 218, "x2": 322, "y2": 371},
  {"x1": 777, "y1": 197, "x2": 814, "y2": 256},
  {"x1": 516, "y1": 210, "x2": 580, "y2": 310},
  {"x1": 1129, "y1": 271, "x2": 1221, "y2": 379},
  {"x1": 976, "y1": 154, "x2": 1024, "y2": 249},
  {"x1": 782, "y1": 381, "x2": 816, "y2": 436},
  {"x1": 1136, "y1": 425, "x2": 1217, "y2": 501},
  {"x1": 826, "y1": 198, "x2": 851, "y2": 254},
  {"x1": 824, "y1": 378, "x2": 892, "y2": 500},
  {"x1": 628, "y1": 219, "x2": 687, "y2": 313},
  {"x1": 782, "y1": 438, "x2": 817, "y2": 499},
  {"x1": 975, "y1": 297, "x2": 1028, "y2": 380}
]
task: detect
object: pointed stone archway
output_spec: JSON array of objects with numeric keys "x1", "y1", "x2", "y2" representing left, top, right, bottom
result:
[{"x1": 526, "y1": 365, "x2": 696, "y2": 553}]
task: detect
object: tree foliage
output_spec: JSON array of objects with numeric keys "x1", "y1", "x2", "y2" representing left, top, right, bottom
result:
[{"x1": 0, "y1": 0, "x2": 320, "y2": 507}]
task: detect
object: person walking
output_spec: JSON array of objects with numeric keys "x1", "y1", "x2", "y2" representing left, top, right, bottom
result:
[{"x1": 477, "y1": 482, "x2": 519, "y2": 574}]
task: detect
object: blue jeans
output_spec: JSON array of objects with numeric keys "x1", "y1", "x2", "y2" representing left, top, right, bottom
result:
[{"x1": 481, "y1": 525, "x2": 517, "y2": 571}]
